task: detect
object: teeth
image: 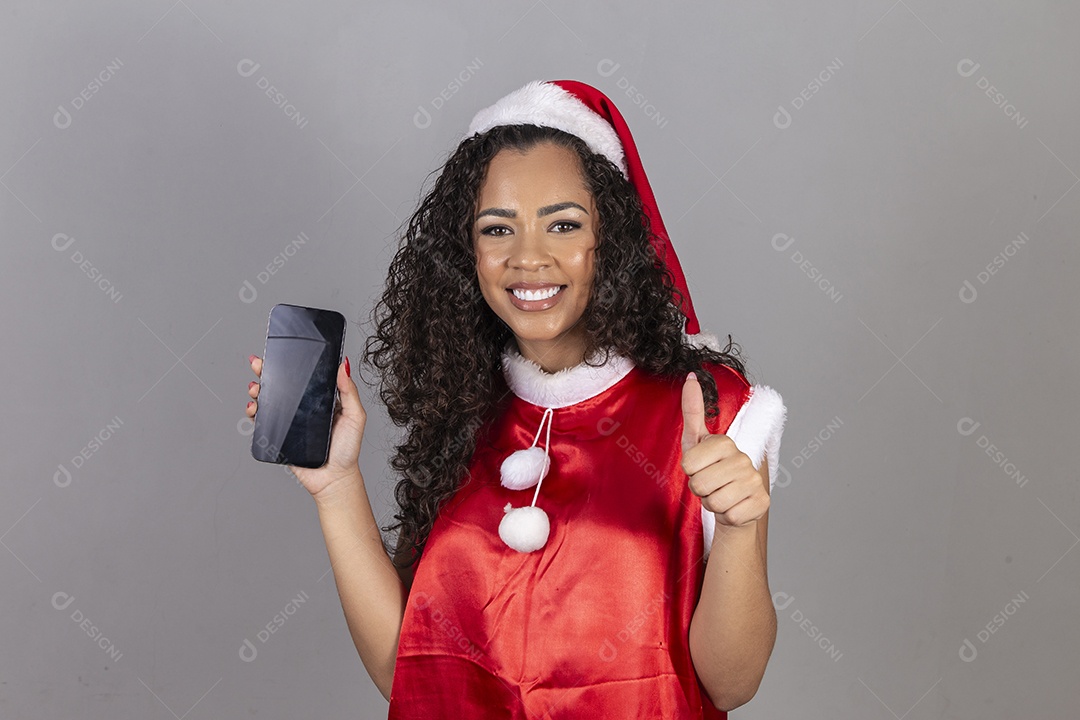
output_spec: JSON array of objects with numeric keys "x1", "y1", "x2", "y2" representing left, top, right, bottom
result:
[{"x1": 512, "y1": 286, "x2": 561, "y2": 301}]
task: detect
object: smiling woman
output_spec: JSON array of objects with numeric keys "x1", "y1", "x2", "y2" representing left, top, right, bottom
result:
[{"x1": 285, "y1": 79, "x2": 788, "y2": 718}]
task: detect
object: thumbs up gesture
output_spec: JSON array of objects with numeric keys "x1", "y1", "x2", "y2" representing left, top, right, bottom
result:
[{"x1": 681, "y1": 372, "x2": 770, "y2": 528}]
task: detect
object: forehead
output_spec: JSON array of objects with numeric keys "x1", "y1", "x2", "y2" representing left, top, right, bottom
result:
[{"x1": 478, "y1": 143, "x2": 590, "y2": 203}]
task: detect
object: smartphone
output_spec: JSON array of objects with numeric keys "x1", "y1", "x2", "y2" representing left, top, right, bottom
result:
[{"x1": 251, "y1": 303, "x2": 346, "y2": 468}]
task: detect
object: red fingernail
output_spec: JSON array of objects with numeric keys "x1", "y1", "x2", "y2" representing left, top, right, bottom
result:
[
  {"x1": 249, "y1": 354, "x2": 257, "y2": 364},
  {"x1": 345, "y1": 356, "x2": 351, "y2": 377},
  {"x1": 247, "y1": 401, "x2": 253, "y2": 408},
  {"x1": 249, "y1": 381, "x2": 256, "y2": 389}
]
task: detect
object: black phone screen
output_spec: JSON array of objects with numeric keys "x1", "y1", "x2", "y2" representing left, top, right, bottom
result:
[{"x1": 251, "y1": 303, "x2": 346, "y2": 468}]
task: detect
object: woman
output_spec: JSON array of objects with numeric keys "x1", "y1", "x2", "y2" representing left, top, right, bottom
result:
[{"x1": 245, "y1": 79, "x2": 786, "y2": 718}]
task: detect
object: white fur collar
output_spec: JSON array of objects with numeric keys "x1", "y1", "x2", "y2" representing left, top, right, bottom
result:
[{"x1": 500, "y1": 341, "x2": 635, "y2": 409}]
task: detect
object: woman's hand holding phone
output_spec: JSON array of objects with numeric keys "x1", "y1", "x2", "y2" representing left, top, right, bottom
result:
[{"x1": 246, "y1": 354, "x2": 367, "y2": 500}]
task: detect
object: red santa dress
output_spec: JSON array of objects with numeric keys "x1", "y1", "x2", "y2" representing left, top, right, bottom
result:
[{"x1": 387, "y1": 341, "x2": 786, "y2": 719}]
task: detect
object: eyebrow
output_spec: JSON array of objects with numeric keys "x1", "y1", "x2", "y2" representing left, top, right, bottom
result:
[{"x1": 476, "y1": 201, "x2": 589, "y2": 220}]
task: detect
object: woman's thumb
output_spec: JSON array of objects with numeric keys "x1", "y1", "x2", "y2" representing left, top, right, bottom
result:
[
  {"x1": 336, "y1": 356, "x2": 365, "y2": 418},
  {"x1": 681, "y1": 372, "x2": 708, "y2": 453}
]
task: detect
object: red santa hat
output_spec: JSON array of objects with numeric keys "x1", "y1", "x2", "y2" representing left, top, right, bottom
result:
[{"x1": 465, "y1": 79, "x2": 720, "y2": 350}]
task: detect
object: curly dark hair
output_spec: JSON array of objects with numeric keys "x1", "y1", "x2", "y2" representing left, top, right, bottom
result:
[{"x1": 360, "y1": 123, "x2": 748, "y2": 572}]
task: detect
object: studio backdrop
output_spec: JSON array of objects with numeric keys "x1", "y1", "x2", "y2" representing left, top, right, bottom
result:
[{"x1": 2, "y1": 1, "x2": 1076, "y2": 717}]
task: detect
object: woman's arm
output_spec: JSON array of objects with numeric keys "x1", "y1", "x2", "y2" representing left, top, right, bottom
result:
[
  {"x1": 688, "y1": 457, "x2": 777, "y2": 712},
  {"x1": 313, "y1": 470, "x2": 408, "y2": 702}
]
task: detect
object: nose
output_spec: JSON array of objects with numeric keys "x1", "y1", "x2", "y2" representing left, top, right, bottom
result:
[{"x1": 509, "y1": 226, "x2": 552, "y2": 270}]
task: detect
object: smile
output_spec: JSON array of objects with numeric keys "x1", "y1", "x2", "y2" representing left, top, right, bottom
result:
[{"x1": 506, "y1": 285, "x2": 566, "y2": 311}]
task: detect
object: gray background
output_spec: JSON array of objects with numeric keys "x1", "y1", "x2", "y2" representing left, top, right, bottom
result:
[{"x1": 2, "y1": 1, "x2": 1076, "y2": 718}]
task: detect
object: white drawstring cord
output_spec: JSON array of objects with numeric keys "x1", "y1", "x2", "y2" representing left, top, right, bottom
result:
[{"x1": 529, "y1": 407, "x2": 554, "y2": 507}]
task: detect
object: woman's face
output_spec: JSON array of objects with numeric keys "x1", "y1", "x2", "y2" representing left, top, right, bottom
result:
[{"x1": 472, "y1": 141, "x2": 598, "y2": 372}]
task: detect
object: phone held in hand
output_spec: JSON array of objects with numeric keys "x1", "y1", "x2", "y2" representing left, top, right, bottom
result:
[{"x1": 251, "y1": 303, "x2": 346, "y2": 468}]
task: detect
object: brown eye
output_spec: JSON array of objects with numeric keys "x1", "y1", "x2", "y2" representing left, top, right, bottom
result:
[
  {"x1": 480, "y1": 225, "x2": 511, "y2": 237},
  {"x1": 551, "y1": 221, "x2": 580, "y2": 232}
]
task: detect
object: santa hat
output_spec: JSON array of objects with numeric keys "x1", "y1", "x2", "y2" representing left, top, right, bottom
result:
[{"x1": 464, "y1": 80, "x2": 786, "y2": 556}]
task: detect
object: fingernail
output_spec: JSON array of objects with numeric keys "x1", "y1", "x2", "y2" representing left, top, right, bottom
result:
[
  {"x1": 687, "y1": 372, "x2": 696, "y2": 381},
  {"x1": 247, "y1": 401, "x2": 253, "y2": 408},
  {"x1": 249, "y1": 354, "x2": 257, "y2": 364},
  {"x1": 345, "y1": 356, "x2": 351, "y2": 377},
  {"x1": 249, "y1": 381, "x2": 256, "y2": 389}
]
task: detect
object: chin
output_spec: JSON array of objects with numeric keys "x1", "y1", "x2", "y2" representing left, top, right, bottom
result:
[{"x1": 507, "y1": 325, "x2": 568, "y2": 343}]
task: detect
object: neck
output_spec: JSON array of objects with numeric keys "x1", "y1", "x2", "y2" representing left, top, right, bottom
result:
[{"x1": 513, "y1": 333, "x2": 588, "y2": 374}]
